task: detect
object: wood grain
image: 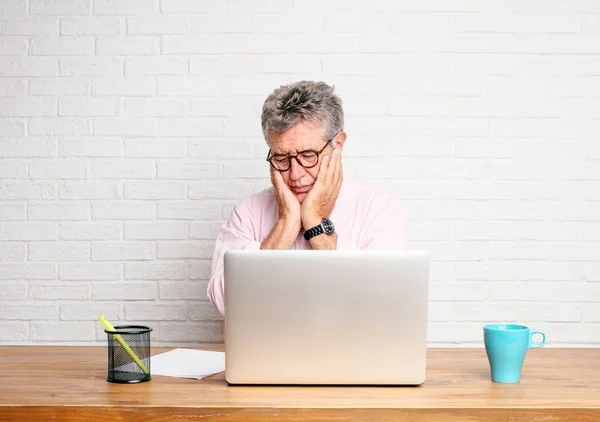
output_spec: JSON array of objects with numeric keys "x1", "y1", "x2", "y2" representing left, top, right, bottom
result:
[{"x1": 1, "y1": 347, "x2": 599, "y2": 421}]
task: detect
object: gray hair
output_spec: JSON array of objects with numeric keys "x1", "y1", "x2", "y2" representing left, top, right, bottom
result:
[{"x1": 261, "y1": 80, "x2": 344, "y2": 144}]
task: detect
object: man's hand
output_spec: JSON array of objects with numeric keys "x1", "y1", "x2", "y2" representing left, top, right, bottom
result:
[
  {"x1": 301, "y1": 148, "x2": 343, "y2": 230},
  {"x1": 271, "y1": 167, "x2": 301, "y2": 229}
]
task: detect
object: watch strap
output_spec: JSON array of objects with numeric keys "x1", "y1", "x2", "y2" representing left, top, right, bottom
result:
[{"x1": 303, "y1": 223, "x2": 324, "y2": 241}]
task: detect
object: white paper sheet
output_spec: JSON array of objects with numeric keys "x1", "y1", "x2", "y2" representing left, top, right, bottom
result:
[{"x1": 150, "y1": 348, "x2": 225, "y2": 380}]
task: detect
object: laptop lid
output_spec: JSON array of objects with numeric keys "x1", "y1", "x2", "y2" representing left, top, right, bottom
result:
[{"x1": 224, "y1": 250, "x2": 429, "y2": 385}]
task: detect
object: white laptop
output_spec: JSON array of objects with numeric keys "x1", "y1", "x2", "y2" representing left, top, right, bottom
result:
[{"x1": 223, "y1": 250, "x2": 429, "y2": 385}]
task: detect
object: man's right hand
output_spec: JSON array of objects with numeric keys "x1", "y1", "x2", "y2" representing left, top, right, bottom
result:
[{"x1": 271, "y1": 167, "x2": 301, "y2": 228}]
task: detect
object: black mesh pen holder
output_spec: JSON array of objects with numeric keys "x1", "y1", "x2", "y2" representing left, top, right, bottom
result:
[{"x1": 105, "y1": 325, "x2": 152, "y2": 384}]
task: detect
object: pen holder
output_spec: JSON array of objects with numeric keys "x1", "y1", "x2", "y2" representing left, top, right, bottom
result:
[{"x1": 104, "y1": 325, "x2": 152, "y2": 384}]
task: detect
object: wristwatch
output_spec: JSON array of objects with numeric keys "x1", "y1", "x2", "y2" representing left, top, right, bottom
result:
[{"x1": 303, "y1": 217, "x2": 335, "y2": 241}]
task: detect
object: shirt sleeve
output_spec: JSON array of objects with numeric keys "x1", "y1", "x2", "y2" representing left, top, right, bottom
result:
[{"x1": 207, "y1": 202, "x2": 261, "y2": 316}]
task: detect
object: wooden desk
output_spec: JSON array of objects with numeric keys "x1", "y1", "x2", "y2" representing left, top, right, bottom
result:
[{"x1": 1, "y1": 347, "x2": 599, "y2": 421}]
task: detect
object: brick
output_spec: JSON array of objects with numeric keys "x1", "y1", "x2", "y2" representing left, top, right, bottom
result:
[
  {"x1": 124, "y1": 99, "x2": 187, "y2": 117},
  {"x1": 188, "y1": 140, "x2": 253, "y2": 159},
  {"x1": 93, "y1": 201, "x2": 156, "y2": 220},
  {"x1": 0, "y1": 204, "x2": 26, "y2": 221},
  {"x1": 0, "y1": 244, "x2": 26, "y2": 261},
  {"x1": 455, "y1": 262, "x2": 517, "y2": 281},
  {"x1": 517, "y1": 262, "x2": 583, "y2": 281},
  {"x1": 92, "y1": 242, "x2": 154, "y2": 261},
  {"x1": 157, "y1": 241, "x2": 214, "y2": 259},
  {"x1": 0, "y1": 222, "x2": 56, "y2": 241},
  {"x1": 124, "y1": 182, "x2": 187, "y2": 199},
  {"x1": 29, "y1": 283, "x2": 90, "y2": 300},
  {"x1": 158, "y1": 281, "x2": 205, "y2": 300},
  {"x1": 61, "y1": 301, "x2": 121, "y2": 320},
  {"x1": 228, "y1": 0, "x2": 289, "y2": 14},
  {"x1": 488, "y1": 241, "x2": 551, "y2": 260},
  {"x1": 158, "y1": 321, "x2": 222, "y2": 343},
  {"x1": 0, "y1": 160, "x2": 27, "y2": 178},
  {"x1": 59, "y1": 98, "x2": 120, "y2": 117},
  {"x1": 90, "y1": 159, "x2": 155, "y2": 179},
  {"x1": 188, "y1": 181, "x2": 255, "y2": 200},
  {"x1": 455, "y1": 222, "x2": 519, "y2": 241},
  {"x1": 161, "y1": 0, "x2": 225, "y2": 13},
  {"x1": 59, "y1": 182, "x2": 120, "y2": 200},
  {"x1": 190, "y1": 15, "x2": 255, "y2": 34},
  {"x1": 59, "y1": 263, "x2": 121, "y2": 281},
  {"x1": 93, "y1": 281, "x2": 156, "y2": 300},
  {"x1": 96, "y1": 36, "x2": 158, "y2": 55},
  {"x1": 158, "y1": 201, "x2": 221, "y2": 220},
  {"x1": 254, "y1": 15, "x2": 322, "y2": 33},
  {"x1": 28, "y1": 202, "x2": 90, "y2": 221},
  {"x1": 29, "y1": 118, "x2": 91, "y2": 136},
  {"x1": 125, "y1": 262, "x2": 186, "y2": 280},
  {"x1": 30, "y1": 36, "x2": 95, "y2": 56},
  {"x1": 59, "y1": 138, "x2": 122, "y2": 157},
  {"x1": 125, "y1": 222, "x2": 188, "y2": 240},
  {"x1": 92, "y1": 77, "x2": 154, "y2": 96},
  {"x1": 29, "y1": 159, "x2": 87, "y2": 179},
  {"x1": 428, "y1": 302, "x2": 453, "y2": 322},
  {"x1": 188, "y1": 300, "x2": 222, "y2": 320},
  {"x1": 0, "y1": 182, "x2": 57, "y2": 200},
  {"x1": 94, "y1": 0, "x2": 159, "y2": 15},
  {"x1": 0, "y1": 18, "x2": 58, "y2": 35},
  {"x1": 0, "y1": 36, "x2": 28, "y2": 55},
  {"x1": 189, "y1": 222, "x2": 221, "y2": 240},
  {"x1": 0, "y1": 264, "x2": 56, "y2": 280},
  {"x1": 60, "y1": 221, "x2": 121, "y2": 240},
  {"x1": 408, "y1": 221, "x2": 454, "y2": 241},
  {"x1": 29, "y1": 242, "x2": 90, "y2": 262},
  {"x1": 127, "y1": 16, "x2": 189, "y2": 34},
  {"x1": 124, "y1": 139, "x2": 187, "y2": 158},
  {"x1": 323, "y1": 55, "x2": 387, "y2": 76},
  {"x1": 1, "y1": 139, "x2": 56, "y2": 157},
  {"x1": 156, "y1": 76, "x2": 221, "y2": 96},
  {"x1": 31, "y1": 0, "x2": 91, "y2": 15},
  {"x1": 0, "y1": 58, "x2": 59, "y2": 77},
  {"x1": 125, "y1": 302, "x2": 186, "y2": 321},
  {"x1": 29, "y1": 78, "x2": 89, "y2": 96},
  {"x1": 189, "y1": 260, "x2": 211, "y2": 279},
  {"x1": 0, "y1": 0, "x2": 27, "y2": 16},
  {"x1": 295, "y1": 35, "x2": 358, "y2": 54},
  {"x1": 520, "y1": 303, "x2": 582, "y2": 323},
  {"x1": 223, "y1": 161, "x2": 266, "y2": 179},
  {"x1": 0, "y1": 119, "x2": 25, "y2": 136},
  {"x1": 0, "y1": 78, "x2": 26, "y2": 96},
  {"x1": 0, "y1": 98, "x2": 57, "y2": 117},
  {"x1": 157, "y1": 118, "x2": 221, "y2": 137},
  {"x1": 31, "y1": 321, "x2": 95, "y2": 342},
  {"x1": 429, "y1": 282, "x2": 488, "y2": 301},
  {"x1": 94, "y1": 118, "x2": 157, "y2": 137},
  {"x1": 61, "y1": 17, "x2": 120, "y2": 35},
  {"x1": 189, "y1": 57, "x2": 253, "y2": 76},
  {"x1": 453, "y1": 302, "x2": 518, "y2": 322},
  {"x1": 60, "y1": 58, "x2": 121, "y2": 77},
  {"x1": 0, "y1": 322, "x2": 27, "y2": 341},
  {"x1": 0, "y1": 303, "x2": 58, "y2": 320},
  {"x1": 158, "y1": 162, "x2": 221, "y2": 179},
  {"x1": 190, "y1": 97, "x2": 254, "y2": 117}
]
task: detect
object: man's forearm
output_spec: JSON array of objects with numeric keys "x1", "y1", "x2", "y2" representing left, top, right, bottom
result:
[
  {"x1": 260, "y1": 219, "x2": 300, "y2": 250},
  {"x1": 308, "y1": 232, "x2": 337, "y2": 250}
]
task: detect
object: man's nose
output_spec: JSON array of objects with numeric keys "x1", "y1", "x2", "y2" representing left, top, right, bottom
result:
[{"x1": 288, "y1": 157, "x2": 305, "y2": 180}]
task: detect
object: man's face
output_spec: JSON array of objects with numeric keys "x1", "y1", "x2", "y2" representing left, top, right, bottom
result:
[{"x1": 268, "y1": 121, "x2": 337, "y2": 204}]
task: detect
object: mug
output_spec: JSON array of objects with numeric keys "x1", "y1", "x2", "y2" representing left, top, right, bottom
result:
[{"x1": 483, "y1": 324, "x2": 546, "y2": 384}]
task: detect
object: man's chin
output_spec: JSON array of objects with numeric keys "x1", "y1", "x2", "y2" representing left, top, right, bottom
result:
[{"x1": 295, "y1": 192, "x2": 308, "y2": 204}]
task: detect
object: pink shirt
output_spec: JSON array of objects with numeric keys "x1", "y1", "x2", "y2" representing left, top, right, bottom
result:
[{"x1": 207, "y1": 179, "x2": 408, "y2": 315}]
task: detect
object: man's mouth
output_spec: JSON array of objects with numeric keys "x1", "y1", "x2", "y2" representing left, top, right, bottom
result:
[{"x1": 291, "y1": 185, "x2": 312, "y2": 194}]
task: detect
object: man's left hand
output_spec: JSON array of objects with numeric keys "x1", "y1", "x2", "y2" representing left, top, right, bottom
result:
[{"x1": 301, "y1": 148, "x2": 343, "y2": 229}]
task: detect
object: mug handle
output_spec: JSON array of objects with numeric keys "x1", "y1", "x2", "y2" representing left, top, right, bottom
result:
[{"x1": 529, "y1": 330, "x2": 547, "y2": 348}]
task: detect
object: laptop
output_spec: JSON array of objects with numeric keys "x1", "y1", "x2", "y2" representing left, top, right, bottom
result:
[{"x1": 223, "y1": 250, "x2": 429, "y2": 385}]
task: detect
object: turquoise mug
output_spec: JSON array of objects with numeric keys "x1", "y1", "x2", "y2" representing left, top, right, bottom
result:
[{"x1": 483, "y1": 324, "x2": 546, "y2": 384}]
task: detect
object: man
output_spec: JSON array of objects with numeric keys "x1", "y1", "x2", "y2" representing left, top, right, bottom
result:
[{"x1": 207, "y1": 81, "x2": 407, "y2": 315}]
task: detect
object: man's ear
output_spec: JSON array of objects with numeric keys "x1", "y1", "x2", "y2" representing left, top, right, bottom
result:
[{"x1": 334, "y1": 131, "x2": 347, "y2": 151}]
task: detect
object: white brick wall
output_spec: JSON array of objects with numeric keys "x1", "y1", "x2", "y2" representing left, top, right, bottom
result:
[{"x1": 1, "y1": 0, "x2": 599, "y2": 347}]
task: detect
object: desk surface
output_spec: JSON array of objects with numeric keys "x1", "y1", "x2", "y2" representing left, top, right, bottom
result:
[{"x1": 1, "y1": 347, "x2": 599, "y2": 421}]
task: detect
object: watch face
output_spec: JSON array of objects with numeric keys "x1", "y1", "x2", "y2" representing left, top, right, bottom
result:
[{"x1": 322, "y1": 217, "x2": 335, "y2": 235}]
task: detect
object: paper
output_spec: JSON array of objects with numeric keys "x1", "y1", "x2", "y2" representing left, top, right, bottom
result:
[{"x1": 150, "y1": 348, "x2": 225, "y2": 380}]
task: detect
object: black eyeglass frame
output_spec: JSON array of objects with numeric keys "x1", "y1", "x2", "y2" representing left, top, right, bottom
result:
[{"x1": 266, "y1": 138, "x2": 334, "y2": 172}]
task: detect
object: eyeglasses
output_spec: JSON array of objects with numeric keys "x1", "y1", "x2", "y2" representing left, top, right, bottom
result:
[{"x1": 266, "y1": 139, "x2": 333, "y2": 172}]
